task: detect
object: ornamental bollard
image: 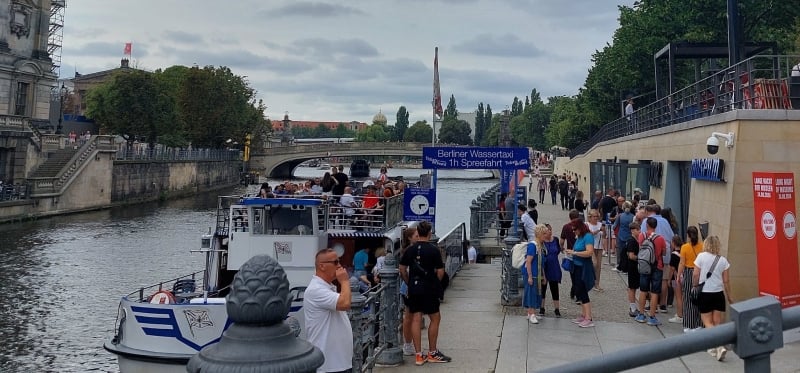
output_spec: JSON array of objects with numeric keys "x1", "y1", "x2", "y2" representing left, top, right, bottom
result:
[
  {"x1": 376, "y1": 253, "x2": 402, "y2": 366},
  {"x1": 501, "y1": 235, "x2": 521, "y2": 306},
  {"x1": 348, "y1": 281, "x2": 369, "y2": 372},
  {"x1": 186, "y1": 255, "x2": 323, "y2": 373},
  {"x1": 470, "y1": 200, "x2": 480, "y2": 240}
]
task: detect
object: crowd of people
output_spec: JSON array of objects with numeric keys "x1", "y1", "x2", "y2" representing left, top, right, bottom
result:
[{"x1": 515, "y1": 179, "x2": 733, "y2": 362}]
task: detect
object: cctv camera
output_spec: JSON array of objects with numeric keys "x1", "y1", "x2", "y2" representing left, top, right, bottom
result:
[{"x1": 706, "y1": 136, "x2": 720, "y2": 155}]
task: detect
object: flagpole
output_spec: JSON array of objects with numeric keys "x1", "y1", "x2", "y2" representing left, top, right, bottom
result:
[{"x1": 431, "y1": 47, "x2": 440, "y2": 191}]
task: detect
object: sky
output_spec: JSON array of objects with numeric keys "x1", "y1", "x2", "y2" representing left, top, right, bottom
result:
[{"x1": 61, "y1": 0, "x2": 636, "y2": 125}]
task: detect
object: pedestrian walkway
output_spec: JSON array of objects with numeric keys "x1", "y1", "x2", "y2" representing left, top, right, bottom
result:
[{"x1": 375, "y1": 197, "x2": 800, "y2": 372}]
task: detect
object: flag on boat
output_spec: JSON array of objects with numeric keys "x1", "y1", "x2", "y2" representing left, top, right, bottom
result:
[
  {"x1": 433, "y1": 47, "x2": 443, "y2": 118},
  {"x1": 123, "y1": 42, "x2": 132, "y2": 56}
]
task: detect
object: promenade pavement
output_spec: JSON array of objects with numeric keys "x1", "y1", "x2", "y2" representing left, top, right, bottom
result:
[{"x1": 376, "y1": 196, "x2": 800, "y2": 372}]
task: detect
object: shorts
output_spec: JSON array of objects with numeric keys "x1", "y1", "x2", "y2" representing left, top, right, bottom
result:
[
  {"x1": 402, "y1": 294, "x2": 411, "y2": 308},
  {"x1": 698, "y1": 291, "x2": 726, "y2": 313},
  {"x1": 406, "y1": 293, "x2": 441, "y2": 315},
  {"x1": 639, "y1": 269, "x2": 663, "y2": 294},
  {"x1": 627, "y1": 265, "x2": 640, "y2": 290}
]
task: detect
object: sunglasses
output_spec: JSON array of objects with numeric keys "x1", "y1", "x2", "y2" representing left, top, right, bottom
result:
[{"x1": 321, "y1": 259, "x2": 340, "y2": 265}]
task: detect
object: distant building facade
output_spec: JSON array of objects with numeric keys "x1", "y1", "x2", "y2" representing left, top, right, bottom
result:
[
  {"x1": 0, "y1": 0, "x2": 58, "y2": 127},
  {"x1": 270, "y1": 113, "x2": 368, "y2": 132}
]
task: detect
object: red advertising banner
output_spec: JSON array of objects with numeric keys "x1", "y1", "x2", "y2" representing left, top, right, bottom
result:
[{"x1": 752, "y1": 172, "x2": 800, "y2": 308}]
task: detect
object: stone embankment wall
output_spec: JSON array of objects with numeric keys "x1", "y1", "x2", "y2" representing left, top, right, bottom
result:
[
  {"x1": 111, "y1": 160, "x2": 241, "y2": 204},
  {"x1": 0, "y1": 159, "x2": 241, "y2": 223}
]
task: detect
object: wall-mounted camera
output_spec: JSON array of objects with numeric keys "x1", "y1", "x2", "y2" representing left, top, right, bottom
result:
[{"x1": 706, "y1": 132, "x2": 735, "y2": 155}]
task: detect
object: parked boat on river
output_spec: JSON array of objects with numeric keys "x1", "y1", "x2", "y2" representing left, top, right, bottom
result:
[{"x1": 104, "y1": 192, "x2": 415, "y2": 372}]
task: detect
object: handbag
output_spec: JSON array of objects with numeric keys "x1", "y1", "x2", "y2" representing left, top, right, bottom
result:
[
  {"x1": 561, "y1": 256, "x2": 573, "y2": 272},
  {"x1": 689, "y1": 255, "x2": 720, "y2": 305}
]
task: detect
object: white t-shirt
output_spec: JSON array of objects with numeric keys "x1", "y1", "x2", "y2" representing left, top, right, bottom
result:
[
  {"x1": 520, "y1": 212, "x2": 535, "y2": 241},
  {"x1": 586, "y1": 221, "x2": 603, "y2": 249},
  {"x1": 693, "y1": 252, "x2": 730, "y2": 293},
  {"x1": 303, "y1": 275, "x2": 353, "y2": 372},
  {"x1": 468, "y1": 246, "x2": 477, "y2": 261},
  {"x1": 339, "y1": 193, "x2": 356, "y2": 215}
]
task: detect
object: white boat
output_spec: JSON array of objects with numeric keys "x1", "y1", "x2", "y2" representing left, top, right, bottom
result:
[{"x1": 104, "y1": 193, "x2": 413, "y2": 372}]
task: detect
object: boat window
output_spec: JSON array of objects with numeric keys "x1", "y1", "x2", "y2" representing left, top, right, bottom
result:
[
  {"x1": 262, "y1": 205, "x2": 314, "y2": 235},
  {"x1": 231, "y1": 207, "x2": 249, "y2": 232}
]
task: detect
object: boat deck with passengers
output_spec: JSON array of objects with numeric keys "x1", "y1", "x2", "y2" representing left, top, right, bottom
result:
[{"x1": 104, "y1": 191, "x2": 415, "y2": 373}]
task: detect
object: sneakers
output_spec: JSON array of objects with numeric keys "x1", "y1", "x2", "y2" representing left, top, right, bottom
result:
[
  {"x1": 578, "y1": 319, "x2": 595, "y2": 328},
  {"x1": 554, "y1": 309, "x2": 561, "y2": 317},
  {"x1": 528, "y1": 314, "x2": 539, "y2": 324},
  {"x1": 659, "y1": 305, "x2": 668, "y2": 313},
  {"x1": 610, "y1": 267, "x2": 619, "y2": 272},
  {"x1": 629, "y1": 309, "x2": 639, "y2": 317},
  {"x1": 415, "y1": 353, "x2": 427, "y2": 366},
  {"x1": 668, "y1": 315, "x2": 683, "y2": 324},
  {"x1": 647, "y1": 316, "x2": 661, "y2": 326},
  {"x1": 427, "y1": 350, "x2": 452, "y2": 363},
  {"x1": 635, "y1": 313, "x2": 647, "y2": 323},
  {"x1": 403, "y1": 343, "x2": 415, "y2": 356},
  {"x1": 571, "y1": 315, "x2": 586, "y2": 324},
  {"x1": 707, "y1": 348, "x2": 717, "y2": 356},
  {"x1": 716, "y1": 346, "x2": 727, "y2": 361}
]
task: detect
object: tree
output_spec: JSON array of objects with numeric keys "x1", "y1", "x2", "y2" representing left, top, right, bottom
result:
[
  {"x1": 316, "y1": 123, "x2": 332, "y2": 138},
  {"x1": 438, "y1": 116, "x2": 472, "y2": 145},
  {"x1": 85, "y1": 70, "x2": 169, "y2": 150},
  {"x1": 481, "y1": 104, "x2": 493, "y2": 145},
  {"x1": 356, "y1": 124, "x2": 390, "y2": 142},
  {"x1": 474, "y1": 103, "x2": 485, "y2": 146},
  {"x1": 444, "y1": 94, "x2": 458, "y2": 120},
  {"x1": 511, "y1": 97, "x2": 521, "y2": 116},
  {"x1": 482, "y1": 113, "x2": 501, "y2": 146},
  {"x1": 395, "y1": 106, "x2": 410, "y2": 141},
  {"x1": 404, "y1": 120, "x2": 433, "y2": 142},
  {"x1": 334, "y1": 123, "x2": 355, "y2": 138}
]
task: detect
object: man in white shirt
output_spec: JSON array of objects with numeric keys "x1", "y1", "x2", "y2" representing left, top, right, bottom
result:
[
  {"x1": 304, "y1": 248, "x2": 353, "y2": 373},
  {"x1": 518, "y1": 204, "x2": 536, "y2": 242}
]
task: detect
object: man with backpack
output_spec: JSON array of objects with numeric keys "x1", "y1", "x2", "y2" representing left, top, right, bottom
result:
[{"x1": 634, "y1": 217, "x2": 667, "y2": 326}]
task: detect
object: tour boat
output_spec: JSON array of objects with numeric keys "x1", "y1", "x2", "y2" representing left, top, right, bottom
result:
[{"x1": 104, "y1": 193, "x2": 412, "y2": 372}]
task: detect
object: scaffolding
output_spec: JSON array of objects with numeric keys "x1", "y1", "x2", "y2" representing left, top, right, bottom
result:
[{"x1": 48, "y1": 0, "x2": 66, "y2": 76}]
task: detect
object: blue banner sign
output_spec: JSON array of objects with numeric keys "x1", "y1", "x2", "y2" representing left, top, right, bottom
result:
[
  {"x1": 691, "y1": 158, "x2": 725, "y2": 182},
  {"x1": 423, "y1": 146, "x2": 530, "y2": 170},
  {"x1": 403, "y1": 187, "x2": 436, "y2": 223}
]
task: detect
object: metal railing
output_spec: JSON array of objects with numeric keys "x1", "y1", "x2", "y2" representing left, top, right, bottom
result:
[
  {"x1": 0, "y1": 183, "x2": 31, "y2": 201},
  {"x1": 115, "y1": 147, "x2": 241, "y2": 161},
  {"x1": 572, "y1": 54, "x2": 800, "y2": 157},
  {"x1": 437, "y1": 222, "x2": 467, "y2": 278},
  {"x1": 28, "y1": 135, "x2": 117, "y2": 196},
  {"x1": 126, "y1": 270, "x2": 209, "y2": 302},
  {"x1": 469, "y1": 183, "x2": 501, "y2": 240},
  {"x1": 540, "y1": 297, "x2": 800, "y2": 373}
]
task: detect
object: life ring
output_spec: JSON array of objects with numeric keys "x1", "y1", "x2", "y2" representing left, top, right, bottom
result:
[{"x1": 149, "y1": 290, "x2": 176, "y2": 304}]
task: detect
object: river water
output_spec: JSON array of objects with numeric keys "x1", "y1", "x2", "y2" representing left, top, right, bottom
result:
[{"x1": 0, "y1": 166, "x2": 496, "y2": 372}]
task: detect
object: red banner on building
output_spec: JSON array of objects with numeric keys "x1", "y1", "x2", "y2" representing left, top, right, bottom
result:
[
  {"x1": 752, "y1": 172, "x2": 800, "y2": 308},
  {"x1": 123, "y1": 42, "x2": 132, "y2": 56}
]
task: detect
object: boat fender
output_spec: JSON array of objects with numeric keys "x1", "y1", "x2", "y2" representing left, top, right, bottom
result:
[{"x1": 148, "y1": 290, "x2": 176, "y2": 304}]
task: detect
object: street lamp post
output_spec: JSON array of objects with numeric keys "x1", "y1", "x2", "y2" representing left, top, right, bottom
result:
[{"x1": 56, "y1": 83, "x2": 67, "y2": 135}]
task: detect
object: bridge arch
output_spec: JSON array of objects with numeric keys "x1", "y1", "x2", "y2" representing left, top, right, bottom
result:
[{"x1": 251, "y1": 142, "x2": 427, "y2": 178}]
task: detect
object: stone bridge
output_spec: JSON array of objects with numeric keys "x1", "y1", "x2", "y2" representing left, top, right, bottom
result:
[{"x1": 250, "y1": 142, "x2": 427, "y2": 178}]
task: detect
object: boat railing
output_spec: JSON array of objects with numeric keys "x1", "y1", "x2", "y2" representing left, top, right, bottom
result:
[
  {"x1": 127, "y1": 270, "x2": 209, "y2": 302},
  {"x1": 325, "y1": 194, "x2": 404, "y2": 232}
]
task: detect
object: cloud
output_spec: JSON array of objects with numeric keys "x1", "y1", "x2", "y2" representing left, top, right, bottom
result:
[
  {"x1": 452, "y1": 33, "x2": 544, "y2": 58},
  {"x1": 265, "y1": 2, "x2": 365, "y2": 18},
  {"x1": 161, "y1": 30, "x2": 205, "y2": 45},
  {"x1": 168, "y1": 48, "x2": 315, "y2": 74},
  {"x1": 291, "y1": 38, "x2": 379, "y2": 58},
  {"x1": 67, "y1": 41, "x2": 148, "y2": 58}
]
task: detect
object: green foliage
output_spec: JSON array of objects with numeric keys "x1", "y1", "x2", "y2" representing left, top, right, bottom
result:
[
  {"x1": 356, "y1": 123, "x2": 390, "y2": 142},
  {"x1": 438, "y1": 116, "x2": 472, "y2": 145},
  {"x1": 315, "y1": 123, "x2": 332, "y2": 138},
  {"x1": 404, "y1": 120, "x2": 433, "y2": 142},
  {"x1": 85, "y1": 64, "x2": 267, "y2": 149},
  {"x1": 444, "y1": 94, "x2": 458, "y2": 119},
  {"x1": 395, "y1": 106, "x2": 410, "y2": 141},
  {"x1": 85, "y1": 70, "x2": 170, "y2": 148},
  {"x1": 481, "y1": 113, "x2": 501, "y2": 146},
  {"x1": 334, "y1": 123, "x2": 355, "y2": 138},
  {"x1": 474, "y1": 103, "x2": 486, "y2": 146}
]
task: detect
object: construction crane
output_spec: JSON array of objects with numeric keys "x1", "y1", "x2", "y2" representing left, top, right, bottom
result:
[{"x1": 48, "y1": 0, "x2": 66, "y2": 76}]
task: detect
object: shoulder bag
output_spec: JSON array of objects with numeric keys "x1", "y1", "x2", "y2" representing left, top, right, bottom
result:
[{"x1": 689, "y1": 255, "x2": 720, "y2": 305}]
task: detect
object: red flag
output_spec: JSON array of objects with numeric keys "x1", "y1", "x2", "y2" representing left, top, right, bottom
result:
[
  {"x1": 433, "y1": 47, "x2": 443, "y2": 117},
  {"x1": 123, "y1": 42, "x2": 132, "y2": 56}
]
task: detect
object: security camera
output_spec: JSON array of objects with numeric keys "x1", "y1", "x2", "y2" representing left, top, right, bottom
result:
[
  {"x1": 706, "y1": 132, "x2": 735, "y2": 155},
  {"x1": 706, "y1": 136, "x2": 720, "y2": 155}
]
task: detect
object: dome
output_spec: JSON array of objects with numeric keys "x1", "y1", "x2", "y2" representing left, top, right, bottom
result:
[{"x1": 372, "y1": 110, "x2": 387, "y2": 125}]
